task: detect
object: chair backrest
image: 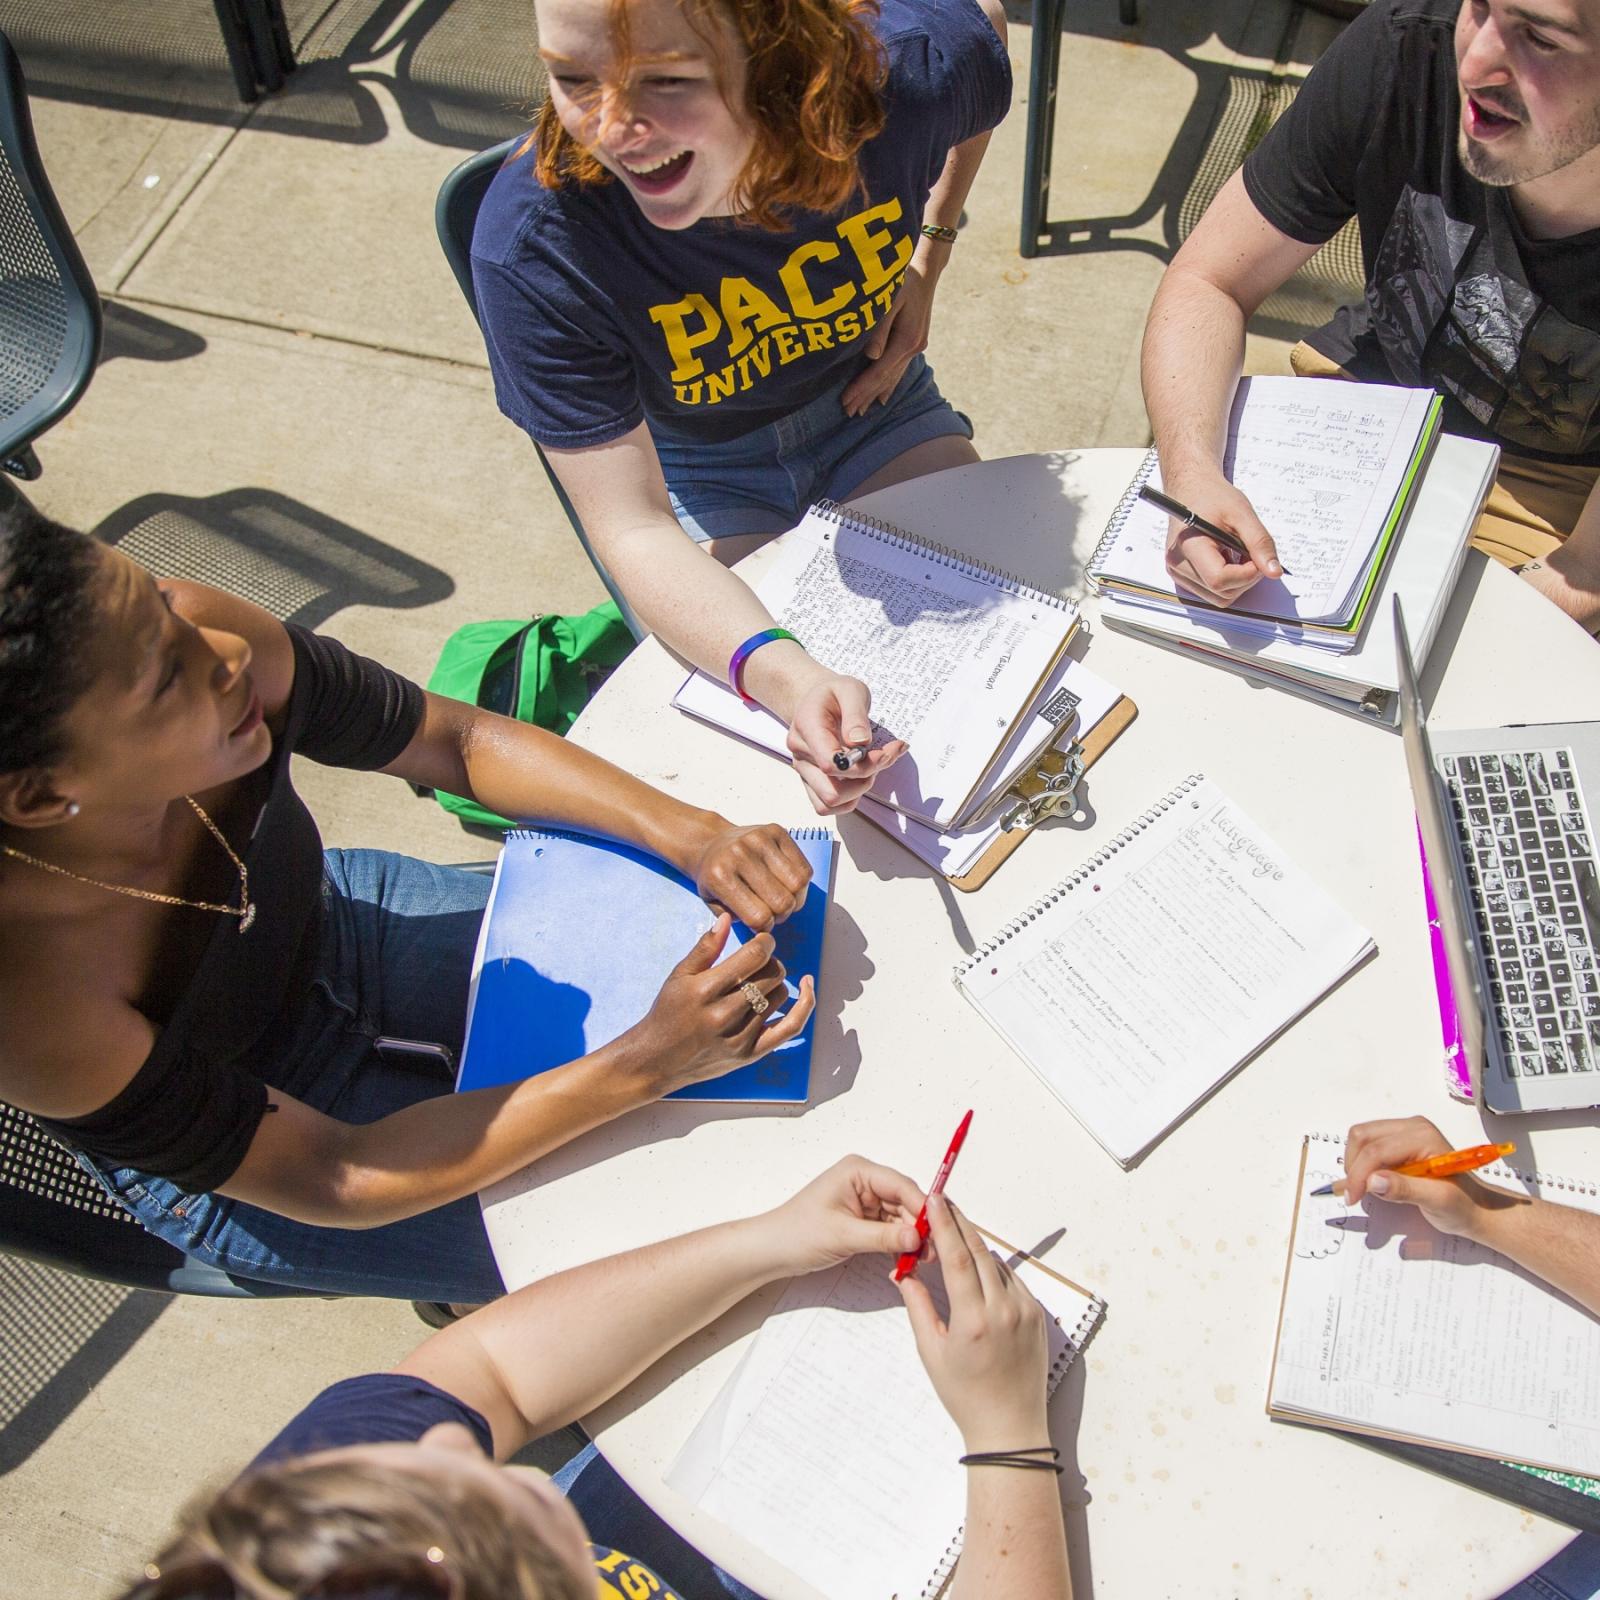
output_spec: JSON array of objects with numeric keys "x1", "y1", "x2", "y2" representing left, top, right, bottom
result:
[
  {"x1": 0, "y1": 25, "x2": 101, "y2": 479},
  {"x1": 435, "y1": 141, "x2": 645, "y2": 641},
  {"x1": 0, "y1": 1102, "x2": 308, "y2": 1297}
]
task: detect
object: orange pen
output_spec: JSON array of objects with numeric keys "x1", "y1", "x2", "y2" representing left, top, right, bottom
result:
[
  {"x1": 893, "y1": 1109, "x2": 973, "y2": 1282},
  {"x1": 1313, "y1": 1140, "x2": 1515, "y2": 1198}
]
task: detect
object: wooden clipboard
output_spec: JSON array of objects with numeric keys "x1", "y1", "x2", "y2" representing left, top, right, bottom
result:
[{"x1": 936, "y1": 692, "x2": 1139, "y2": 892}]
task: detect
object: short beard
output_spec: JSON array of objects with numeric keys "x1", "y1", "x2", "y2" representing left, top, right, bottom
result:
[
  {"x1": 1458, "y1": 128, "x2": 1520, "y2": 186},
  {"x1": 1457, "y1": 101, "x2": 1600, "y2": 188}
]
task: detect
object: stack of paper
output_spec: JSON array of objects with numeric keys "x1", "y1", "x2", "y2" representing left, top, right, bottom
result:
[{"x1": 1093, "y1": 378, "x2": 1443, "y2": 652}]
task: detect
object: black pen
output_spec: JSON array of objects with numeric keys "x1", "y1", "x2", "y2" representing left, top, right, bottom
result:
[{"x1": 1138, "y1": 484, "x2": 1290, "y2": 576}]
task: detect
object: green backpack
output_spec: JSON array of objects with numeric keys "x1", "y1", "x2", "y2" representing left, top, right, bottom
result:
[{"x1": 426, "y1": 602, "x2": 635, "y2": 830}]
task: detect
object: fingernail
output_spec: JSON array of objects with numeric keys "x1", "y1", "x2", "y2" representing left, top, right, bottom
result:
[{"x1": 1368, "y1": 1174, "x2": 1390, "y2": 1196}]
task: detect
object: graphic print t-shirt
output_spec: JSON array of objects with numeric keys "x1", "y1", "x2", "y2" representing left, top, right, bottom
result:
[
  {"x1": 472, "y1": 0, "x2": 1011, "y2": 447},
  {"x1": 1241, "y1": 0, "x2": 1600, "y2": 465}
]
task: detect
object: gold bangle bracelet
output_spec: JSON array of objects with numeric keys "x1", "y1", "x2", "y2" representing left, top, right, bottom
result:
[{"x1": 920, "y1": 222, "x2": 959, "y2": 245}]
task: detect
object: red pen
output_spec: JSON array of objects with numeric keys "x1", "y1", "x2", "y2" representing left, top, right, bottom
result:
[{"x1": 893, "y1": 1109, "x2": 974, "y2": 1282}]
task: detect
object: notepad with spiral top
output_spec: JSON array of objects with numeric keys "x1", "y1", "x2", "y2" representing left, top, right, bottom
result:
[
  {"x1": 1270, "y1": 1133, "x2": 1600, "y2": 1482},
  {"x1": 672, "y1": 500, "x2": 1137, "y2": 887},
  {"x1": 667, "y1": 1234, "x2": 1103, "y2": 1599},
  {"x1": 457, "y1": 826, "x2": 835, "y2": 1104},
  {"x1": 955, "y1": 775, "x2": 1375, "y2": 1166}
]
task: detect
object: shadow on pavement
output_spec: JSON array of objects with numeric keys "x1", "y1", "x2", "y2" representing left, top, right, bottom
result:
[
  {"x1": 0, "y1": 1255, "x2": 169, "y2": 1475},
  {"x1": 1, "y1": 0, "x2": 543, "y2": 150},
  {"x1": 98, "y1": 487, "x2": 455, "y2": 629}
]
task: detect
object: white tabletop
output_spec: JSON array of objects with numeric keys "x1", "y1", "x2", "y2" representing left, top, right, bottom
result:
[{"x1": 480, "y1": 449, "x2": 1600, "y2": 1600}]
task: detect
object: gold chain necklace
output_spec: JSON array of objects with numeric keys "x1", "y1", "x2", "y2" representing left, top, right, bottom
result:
[{"x1": 0, "y1": 795, "x2": 256, "y2": 933}]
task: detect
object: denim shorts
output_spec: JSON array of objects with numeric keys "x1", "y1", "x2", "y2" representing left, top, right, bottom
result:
[
  {"x1": 74, "y1": 849, "x2": 507, "y2": 1304},
  {"x1": 652, "y1": 353, "x2": 972, "y2": 543}
]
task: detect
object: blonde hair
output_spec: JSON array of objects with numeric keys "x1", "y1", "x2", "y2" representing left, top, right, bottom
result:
[
  {"x1": 532, "y1": 0, "x2": 888, "y2": 229},
  {"x1": 123, "y1": 1455, "x2": 589, "y2": 1600}
]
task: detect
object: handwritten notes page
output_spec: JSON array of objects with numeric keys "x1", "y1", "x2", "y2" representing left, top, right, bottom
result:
[
  {"x1": 1270, "y1": 1136, "x2": 1600, "y2": 1476},
  {"x1": 956, "y1": 778, "x2": 1374, "y2": 1166},
  {"x1": 1093, "y1": 378, "x2": 1439, "y2": 638},
  {"x1": 668, "y1": 1249, "x2": 1100, "y2": 1600},
  {"x1": 670, "y1": 506, "x2": 1078, "y2": 829}
]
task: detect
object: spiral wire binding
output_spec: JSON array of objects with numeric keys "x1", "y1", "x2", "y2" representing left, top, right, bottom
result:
[
  {"x1": 955, "y1": 774, "x2": 1206, "y2": 977},
  {"x1": 922, "y1": 1288, "x2": 1107, "y2": 1597},
  {"x1": 810, "y1": 498, "x2": 1073, "y2": 612},
  {"x1": 1306, "y1": 1131, "x2": 1598, "y2": 1203},
  {"x1": 510, "y1": 825, "x2": 834, "y2": 847},
  {"x1": 1086, "y1": 448, "x2": 1161, "y2": 585}
]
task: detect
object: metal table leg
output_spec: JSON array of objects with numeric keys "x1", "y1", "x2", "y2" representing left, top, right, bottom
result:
[
  {"x1": 1019, "y1": 0, "x2": 1065, "y2": 258},
  {"x1": 210, "y1": 0, "x2": 262, "y2": 102}
]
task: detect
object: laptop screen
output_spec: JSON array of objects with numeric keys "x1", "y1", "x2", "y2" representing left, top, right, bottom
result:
[{"x1": 1394, "y1": 606, "x2": 1491, "y2": 1095}]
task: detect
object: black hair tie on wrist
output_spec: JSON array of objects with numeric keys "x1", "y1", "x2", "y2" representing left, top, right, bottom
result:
[{"x1": 958, "y1": 1445, "x2": 1063, "y2": 1474}]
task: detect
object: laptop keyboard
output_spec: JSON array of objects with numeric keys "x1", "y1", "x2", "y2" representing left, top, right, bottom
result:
[{"x1": 1442, "y1": 747, "x2": 1600, "y2": 1078}]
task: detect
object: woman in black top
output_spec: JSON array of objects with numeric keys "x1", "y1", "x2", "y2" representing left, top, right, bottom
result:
[{"x1": 0, "y1": 493, "x2": 814, "y2": 1303}]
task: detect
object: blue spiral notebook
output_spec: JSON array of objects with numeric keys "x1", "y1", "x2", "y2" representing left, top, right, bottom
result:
[{"x1": 457, "y1": 827, "x2": 836, "y2": 1103}]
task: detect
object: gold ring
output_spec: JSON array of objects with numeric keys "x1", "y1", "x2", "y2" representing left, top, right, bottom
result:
[{"x1": 740, "y1": 980, "x2": 770, "y2": 1016}]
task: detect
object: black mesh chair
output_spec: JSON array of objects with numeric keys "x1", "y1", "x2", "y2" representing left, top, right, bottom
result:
[
  {"x1": 0, "y1": 1103, "x2": 321, "y2": 1297},
  {"x1": 435, "y1": 140, "x2": 645, "y2": 641},
  {"x1": 0, "y1": 25, "x2": 101, "y2": 480}
]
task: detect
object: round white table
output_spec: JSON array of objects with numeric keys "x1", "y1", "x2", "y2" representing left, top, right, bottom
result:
[{"x1": 481, "y1": 449, "x2": 1600, "y2": 1599}]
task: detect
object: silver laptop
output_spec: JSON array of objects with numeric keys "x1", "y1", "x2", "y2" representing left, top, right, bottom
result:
[{"x1": 1396, "y1": 605, "x2": 1600, "y2": 1113}]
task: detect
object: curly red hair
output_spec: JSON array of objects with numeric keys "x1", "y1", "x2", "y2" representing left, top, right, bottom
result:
[{"x1": 531, "y1": 0, "x2": 888, "y2": 230}]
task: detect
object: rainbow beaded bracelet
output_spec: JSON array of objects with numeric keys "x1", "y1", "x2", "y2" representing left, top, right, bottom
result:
[{"x1": 728, "y1": 627, "x2": 801, "y2": 706}]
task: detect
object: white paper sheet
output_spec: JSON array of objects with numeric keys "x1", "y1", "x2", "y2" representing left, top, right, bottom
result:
[{"x1": 668, "y1": 1249, "x2": 1100, "y2": 1600}]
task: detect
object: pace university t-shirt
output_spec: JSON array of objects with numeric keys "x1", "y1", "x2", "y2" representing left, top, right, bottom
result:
[
  {"x1": 1241, "y1": 0, "x2": 1600, "y2": 465},
  {"x1": 472, "y1": 0, "x2": 1011, "y2": 447}
]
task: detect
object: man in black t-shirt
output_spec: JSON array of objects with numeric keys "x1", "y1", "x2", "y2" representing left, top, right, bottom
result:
[{"x1": 1140, "y1": 0, "x2": 1600, "y2": 631}]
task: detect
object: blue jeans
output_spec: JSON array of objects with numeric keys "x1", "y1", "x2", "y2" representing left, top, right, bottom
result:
[
  {"x1": 556, "y1": 1442, "x2": 764, "y2": 1599},
  {"x1": 1497, "y1": 1536, "x2": 1600, "y2": 1600},
  {"x1": 652, "y1": 354, "x2": 972, "y2": 543},
  {"x1": 76, "y1": 849, "x2": 506, "y2": 1304}
]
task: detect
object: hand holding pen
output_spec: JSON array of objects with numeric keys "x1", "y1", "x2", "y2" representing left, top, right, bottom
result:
[
  {"x1": 1149, "y1": 471, "x2": 1286, "y2": 608},
  {"x1": 1330, "y1": 1117, "x2": 1529, "y2": 1245},
  {"x1": 786, "y1": 670, "x2": 906, "y2": 817}
]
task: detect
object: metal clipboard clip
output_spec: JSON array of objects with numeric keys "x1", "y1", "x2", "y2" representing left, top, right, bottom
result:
[{"x1": 995, "y1": 732, "x2": 1088, "y2": 834}]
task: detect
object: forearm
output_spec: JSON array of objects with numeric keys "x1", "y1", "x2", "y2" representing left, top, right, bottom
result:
[
  {"x1": 328, "y1": 1038, "x2": 658, "y2": 1227},
  {"x1": 1518, "y1": 483, "x2": 1600, "y2": 629},
  {"x1": 600, "y1": 518, "x2": 830, "y2": 723},
  {"x1": 925, "y1": 129, "x2": 993, "y2": 237},
  {"x1": 1475, "y1": 1194, "x2": 1600, "y2": 1317},
  {"x1": 952, "y1": 1467, "x2": 1072, "y2": 1599},
  {"x1": 440, "y1": 702, "x2": 726, "y2": 879},
  {"x1": 414, "y1": 1212, "x2": 788, "y2": 1454},
  {"x1": 1140, "y1": 264, "x2": 1248, "y2": 484}
]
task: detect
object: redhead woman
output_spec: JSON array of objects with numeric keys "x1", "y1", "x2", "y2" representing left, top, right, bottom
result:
[
  {"x1": 0, "y1": 491, "x2": 814, "y2": 1305},
  {"x1": 474, "y1": 0, "x2": 1010, "y2": 815}
]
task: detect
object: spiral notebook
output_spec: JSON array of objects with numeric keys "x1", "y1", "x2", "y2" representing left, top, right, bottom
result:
[
  {"x1": 954, "y1": 776, "x2": 1375, "y2": 1166},
  {"x1": 1088, "y1": 416, "x2": 1495, "y2": 723},
  {"x1": 1089, "y1": 378, "x2": 1442, "y2": 646},
  {"x1": 1270, "y1": 1133, "x2": 1600, "y2": 1479},
  {"x1": 457, "y1": 826, "x2": 835, "y2": 1104},
  {"x1": 667, "y1": 1234, "x2": 1103, "y2": 1599},
  {"x1": 672, "y1": 500, "x2": 1081, "y2": 833}
]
